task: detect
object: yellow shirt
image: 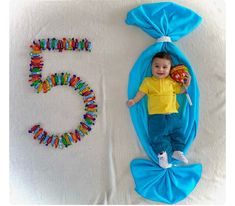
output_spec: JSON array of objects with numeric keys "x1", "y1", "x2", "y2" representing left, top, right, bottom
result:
[{"x1": 139, "y1": 76, "x2": 182, "y2": 114}]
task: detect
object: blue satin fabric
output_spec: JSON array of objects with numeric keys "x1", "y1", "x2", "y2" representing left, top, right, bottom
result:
[{"x1": 126, "y1": 2, "x2": 202, "y2": 204}]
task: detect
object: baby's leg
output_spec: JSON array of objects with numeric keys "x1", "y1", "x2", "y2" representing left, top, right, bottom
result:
[
  {"x1": 167, "y1": 114, "x2": 186, "y2": 152},
  {"x1": 170, "y1": 129, "x2": 188, "y2": 163},
  {"x1": 148, "y1": 114, "x2": 173, "y2": 162},
  {"x1": 167, "y1": 114, "x2": 188, "y2": 163},
  {"x1": 170, "y1": 130, "x2": 185, "y2": 152}
]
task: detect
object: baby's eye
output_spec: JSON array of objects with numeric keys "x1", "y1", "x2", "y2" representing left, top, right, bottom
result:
[
  {"x1": 155, "y1": 65, "x2": 159, "y2": 68},
  {"x1": 163, "y1": 66, "x2": 168, "y2": 69}
]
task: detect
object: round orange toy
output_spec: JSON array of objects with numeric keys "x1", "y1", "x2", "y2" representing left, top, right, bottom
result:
[
  {"x1": 170, "y1": 64, "x2": 189, "y2": 84},
  {"x1": 170, "y1": 64, "x2": 193, "y2": 106}
]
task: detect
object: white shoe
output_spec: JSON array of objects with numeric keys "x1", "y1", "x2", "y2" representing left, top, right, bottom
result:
[
  {"x1": 172, "y1": 151, "x2": 188, "y2": 164},
  {"x1": 158, "y1": 151, "x2": 172, "y2": 169}
]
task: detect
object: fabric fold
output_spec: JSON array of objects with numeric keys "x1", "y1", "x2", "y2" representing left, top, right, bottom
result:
[
  {"x1": 130, "y1": 159, "x2": 202, "y2": 204},
  {"x1": 126, "y1": 2, "x2": 202, "y2": 41}
]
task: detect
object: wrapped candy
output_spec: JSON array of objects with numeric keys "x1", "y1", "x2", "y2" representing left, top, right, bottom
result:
[{"x1": 126, "y1": 2, "x2": 202, "y2": 203}]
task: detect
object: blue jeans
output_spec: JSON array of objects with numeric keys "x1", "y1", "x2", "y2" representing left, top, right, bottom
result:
[{"x1": 148, "y1": 113, "x2": 186, "y2": 161}]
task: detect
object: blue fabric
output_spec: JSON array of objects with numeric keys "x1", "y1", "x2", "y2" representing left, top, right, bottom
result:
[
  {"x1": 126, "y1": 2, "x2": 203, "y2": 204},
  {"x1": 148, "y1": 114, "x2": 185, "y2": 161},
  {"x1": 130, "y1": 160, "x2": 202, "y2": 204}
]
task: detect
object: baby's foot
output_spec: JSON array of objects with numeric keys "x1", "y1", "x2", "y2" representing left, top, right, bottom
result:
[
  {"x1": 158, "y1": 151, "x2": 172, "y2": 169},
  {"x1": 172, "y1": 151, "x2": 188, "y2": 164}
]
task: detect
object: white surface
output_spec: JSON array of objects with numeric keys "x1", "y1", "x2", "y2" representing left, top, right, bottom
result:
[{"x1": 9, "y1": 0, "x2": 225, "y2": 204}]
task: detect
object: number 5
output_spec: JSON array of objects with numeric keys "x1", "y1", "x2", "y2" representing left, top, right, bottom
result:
[{"x1": 28, "y1": 38, "x2": 97, "y2": 149}]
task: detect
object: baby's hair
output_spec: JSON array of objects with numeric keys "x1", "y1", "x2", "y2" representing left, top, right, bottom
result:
[{"x1": 151, "y1": 52, "x2": 172, "y2": 65}]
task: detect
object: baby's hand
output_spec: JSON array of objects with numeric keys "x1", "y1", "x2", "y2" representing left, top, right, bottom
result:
[
  {"x1": 183, "y1": 73, "x2": 191, "y2": 88},
  {"x1": 127, "y1": 99, "x2": 135, "y2": 107}
]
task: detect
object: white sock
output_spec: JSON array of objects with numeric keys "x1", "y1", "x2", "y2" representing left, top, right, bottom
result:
[
  {"x1": 172, "y1": 151, "x2": 188, "y2": 164},
  {"x1": 158, "y1": 151, "x2": 172, "y2": 169}
]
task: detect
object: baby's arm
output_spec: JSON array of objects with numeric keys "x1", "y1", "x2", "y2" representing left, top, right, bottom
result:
[
  {"x1": 127, "y1": 91, "x2": 146, "y2": 107},
  {"x1": 183, "y1": 73, "x2": 191, "y2": 88}
]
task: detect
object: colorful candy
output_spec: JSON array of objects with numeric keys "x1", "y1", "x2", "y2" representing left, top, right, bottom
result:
[{"x1": 28, "y1": 38, "x2": 97, "y2": 149}]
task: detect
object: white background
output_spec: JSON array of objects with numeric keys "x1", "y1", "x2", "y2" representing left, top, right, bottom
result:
[{"x1": 9, "y1": 0, "x2": 225, "y2": 204}]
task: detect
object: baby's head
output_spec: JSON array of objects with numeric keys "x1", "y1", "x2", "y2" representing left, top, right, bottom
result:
[{"x1": 151, "y1": 52, "x2": 172, "y2": 79}]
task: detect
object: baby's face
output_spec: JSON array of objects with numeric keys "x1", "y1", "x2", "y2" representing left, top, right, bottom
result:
[{"x1": 151, "y1": 58, "x2": 171, "y2": 79}]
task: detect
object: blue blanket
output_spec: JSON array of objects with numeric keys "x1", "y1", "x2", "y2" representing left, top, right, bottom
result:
[{"x1": 126, "y1": 2, "x2": 202, "y2": 204}]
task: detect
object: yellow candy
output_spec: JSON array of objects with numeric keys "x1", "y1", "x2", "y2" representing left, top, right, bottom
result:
[
  {"x1": 37, "y1": 83, "x2": 43, "y2": 93},
  {"x1": 79, "y1": 126, "x2": 88, "y2": 135},
  {"x1": 31, "y1": 50, "x2": 42, "y2": 54},
  {"x1": 64, "y1": 133, "x2": 72, "y2": 145}
]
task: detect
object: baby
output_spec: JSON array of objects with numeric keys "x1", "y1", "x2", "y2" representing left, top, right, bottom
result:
[{"x1": 127, "y1": 52, "x2": 191, "y2": 168}]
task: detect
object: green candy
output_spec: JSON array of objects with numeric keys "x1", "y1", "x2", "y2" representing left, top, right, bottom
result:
[
  {"x1": 54, "y1": 74, "x2": 59, "y2": 85},
  {"x1": 52, "y1": 38, "x2": 57, "y2": 49},
  {"x1": 64, "y1": 133, "x2": 72, "y2": 145},
  {"x1": 61, "y1": 73, "x2": 65, "y2": 85},
  {"x1": 85, "y1": 118, "x2": 93, "y2": 125},
  {"x1": 77, "y1": 82, "x2": 85, "y2": 89},
  {"x1": 61, "y1": 136, "x2": 68, "y2": 146},
  {"x1": 31, "y1": 68, "x2": 41, "y2": 73},
  {"x1": 81, "y1": 40, "x2": 84, "y2": 50},
  {"x1": 31, "y1": 79, "x2": 41, "y2": 87},
  {"x1": 40, "y1": 39, "x2": 46, "y2": 49}
]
